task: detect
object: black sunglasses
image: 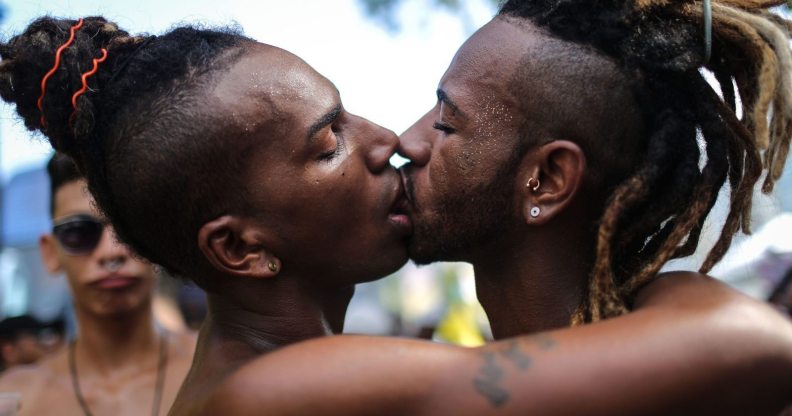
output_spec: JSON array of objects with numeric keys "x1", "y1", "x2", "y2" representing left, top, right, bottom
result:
[{"x1": 52, "y1": 214, "x2": 106, "y2": 255}]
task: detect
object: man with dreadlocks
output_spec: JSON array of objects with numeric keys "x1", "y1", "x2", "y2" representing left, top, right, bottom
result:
[
  {"x1": 400, "y1": 0, "x2": 792, "y2": 330},
  {"x1": 395, "y1": 0, "x2": 792, "y2": 411},
  {"x1": 0, "y1": 7, "x2": 790, "y2": 416}
]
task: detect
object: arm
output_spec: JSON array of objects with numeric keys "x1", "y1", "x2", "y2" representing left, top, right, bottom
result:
[{"x1": 207, "y1": 273, "x2": 792, "y2": 416}]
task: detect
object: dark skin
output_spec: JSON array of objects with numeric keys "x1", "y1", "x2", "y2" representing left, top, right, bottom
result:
[
  {"x1": 169, "y1": 40, "x2": 792, "y2": 416},
  {"x1": 202, "y1": 273, "x2": 792, "y2": 416},
  {"x1": 399, "y1": 17, "x2": 647, "y2": 336},
  {"x1": 170, "y1": 42, "x2": 412, "y2": 413}
]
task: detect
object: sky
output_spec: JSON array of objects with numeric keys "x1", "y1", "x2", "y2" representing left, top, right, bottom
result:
[{"x1": 0, "y1": 0, "x2": 497, "y2": 179}]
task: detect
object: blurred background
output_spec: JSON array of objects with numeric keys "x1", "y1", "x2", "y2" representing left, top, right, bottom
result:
[{"x1": 0, "y1": 0, "x2": 790, "y2": 362}]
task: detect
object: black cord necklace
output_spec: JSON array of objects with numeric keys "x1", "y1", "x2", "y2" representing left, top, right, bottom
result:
[{"x1": 68, "y1": 332, "x2": 169, "y2": 416}]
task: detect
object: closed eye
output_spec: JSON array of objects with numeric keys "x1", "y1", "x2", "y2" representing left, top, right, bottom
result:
[
  {"x1": 318, "y1": 128, "x2": 344, "y2": 161},
  {"x1": 432, "y1": 122, "x2": 455, "y2": 134}
]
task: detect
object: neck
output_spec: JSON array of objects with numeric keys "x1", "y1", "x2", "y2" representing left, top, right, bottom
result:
[
  {"x1": 192, "y1": 277, "x2": 353, "y2": 376},
  {"x1": 471, "y1": 222, "x2": 593, "y2": 339},
  {"x1": 73, "y1": 300, "x2": 159, "y2": 373}
]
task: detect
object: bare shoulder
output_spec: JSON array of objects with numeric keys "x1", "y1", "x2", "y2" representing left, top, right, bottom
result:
[
  {"x1": 635, "y1": 270, "x2": 762, "y2": 308},
  {"x1": 0, "y1": 350, "x2": 69, "y2": 411},
  {"x1": 0, "y1": 365, "x2": 50, "y2": 392},
  {"x1": 634, "y1": 270, "x2": 792, "y2": 375},
  {"x1": 636, "y1": 270, "x2": 792, "y2": 334},
  {"x1": 0, "y1": 347, "x2": 64, "y2": 389}
]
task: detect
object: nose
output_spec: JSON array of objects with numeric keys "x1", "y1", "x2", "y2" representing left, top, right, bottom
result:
[
  {"x1": 361, "y1": 118, "x2": 399, "y2": 173},
  {"x1": 93, "y1": 226, "x2": 130, "y2": 271},
  {"x1": 398, "y1": 109, "x2": 434, "y2": 167}
]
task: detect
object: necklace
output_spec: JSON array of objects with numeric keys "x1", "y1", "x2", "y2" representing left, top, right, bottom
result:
[{"x1": 68, "y1": 332, "x2": 169, "y2": 416}]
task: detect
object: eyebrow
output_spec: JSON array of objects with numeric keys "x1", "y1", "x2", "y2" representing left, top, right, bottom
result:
[
  {"x1": 307, "y1": 103, "x2": 342, "y2": 140},
  {"x1": 437, "y1": 89, "x2": 466, "y2": 118}
]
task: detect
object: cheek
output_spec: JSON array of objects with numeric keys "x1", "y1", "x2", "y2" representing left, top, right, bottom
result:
[
  {"x1": 130, "y1": 260, "x2": 155, "y2": 278},
  {"x1": 60, "y1": 258, "x2": 91, "y2": 284},
  {"x1": 313, "y1": 180, "x2": 373, "y2": 231},
  {"x1": 308, "y1": 158, "x2": 371, "y2": 206},
  {"x1": 274, "y1": 171, "x2": 366, "y2": 236},
  {"x1": 432, "y1": 141, "x2": 485, "y2": 191}
]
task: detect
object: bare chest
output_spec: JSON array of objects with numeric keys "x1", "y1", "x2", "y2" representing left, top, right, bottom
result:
[{"x1": 19, "y1": 370, "x2": 169, "y2": 416}]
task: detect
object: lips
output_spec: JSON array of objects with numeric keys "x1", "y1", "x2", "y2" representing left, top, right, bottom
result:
[
  {"x1": 398, "y1": 167, "x2": 416, "y2": 207},
  {"x1": 91, "y1": 275, "x2": 140, "y2": 290},
  {"x1": 388, "y1": 174, "x2": 413, "y2": 235}
]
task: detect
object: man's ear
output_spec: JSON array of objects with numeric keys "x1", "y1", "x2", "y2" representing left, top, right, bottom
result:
[
  {"x1": 197, "y1": 215, "x2": 281, "y2": 279},
  {"x1": 39, "y1": 234, "x2": 62, "y2": 274},
  {"x1": 518, "y1": 140, "x2": 586, "y2": 225}
]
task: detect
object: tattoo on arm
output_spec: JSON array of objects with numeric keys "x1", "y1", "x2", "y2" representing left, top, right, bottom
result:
[
  {"x1": 531, "y1": 333, "x2": 558, "y2": 351},
  {"x1": 473, "y1": 352, "x2": 510, "y2": 407},
  {"x1": 472, "y1": 334, "x2": 559, "y2": 408},
  {"x1": 500, "y1": 341, "x2": 532, "y2": 370}
]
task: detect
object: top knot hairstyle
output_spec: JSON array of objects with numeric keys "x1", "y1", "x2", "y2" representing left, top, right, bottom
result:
[
  {"x1": 499, "y1": 0, "x2": 792, "y2": 324},
  {"x1": 0, "y1": 16, "x2": 253, "y2": 288}
]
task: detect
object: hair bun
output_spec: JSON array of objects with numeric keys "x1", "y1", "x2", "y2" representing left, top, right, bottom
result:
[{"x1": 0, "y1": 16, "x2": 131, "y2": 154}]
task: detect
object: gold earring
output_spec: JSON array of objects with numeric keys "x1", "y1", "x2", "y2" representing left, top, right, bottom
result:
[
  {"x1": 526, "y1": 177, "x2": 540, "y2": 191},
  {"x1": 267, "y1": 261, "x2": 278, "y2": 272}
]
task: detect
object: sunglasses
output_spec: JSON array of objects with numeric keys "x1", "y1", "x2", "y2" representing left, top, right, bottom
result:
[{"x1": 52, "y1": 214, "x2": 107, "y2": 255}]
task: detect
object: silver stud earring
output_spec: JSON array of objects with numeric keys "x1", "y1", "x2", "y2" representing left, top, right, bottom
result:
[{"x1": 530, "y1": 207, "x2": 541, "y2": 218}]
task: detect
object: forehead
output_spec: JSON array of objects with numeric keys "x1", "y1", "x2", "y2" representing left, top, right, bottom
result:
[
  {"x1": 211, "y1": 43, "x2": 337, "y2": 133},
  {"x1": 53, "y1": 179, "x2": 95, "y2": 218},
  {"x1": 439, "y1": 18, "x2": 539, "y2": 105}
]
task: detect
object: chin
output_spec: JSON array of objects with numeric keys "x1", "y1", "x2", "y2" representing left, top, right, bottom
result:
[
  {"x1": 406, "y1": 225, "x2": 451, "y2": 265},
  {"x1": 355, "y1": 250, "x2": 409, "y2": 284},
  {"x1": 94, "y1": 294, "x2": 151, "y2": 318},
  {"x1": 407, "y1": 246, "x2": 445, "y2": 266}
]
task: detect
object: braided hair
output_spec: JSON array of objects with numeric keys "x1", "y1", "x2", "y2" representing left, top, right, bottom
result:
[
  {"x1": 499, "y1": 0, "x2": 792, "y2": 324},
  {"x1": 0, "y1": 17, "x2": 252, "y2": 288}
]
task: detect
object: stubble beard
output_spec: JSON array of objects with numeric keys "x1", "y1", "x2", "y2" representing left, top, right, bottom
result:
[{"x1": 406, "y1": 159, "x2": 520, "y2": 265}]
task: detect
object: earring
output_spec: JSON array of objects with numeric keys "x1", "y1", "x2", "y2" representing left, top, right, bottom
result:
[
  {"x1": 530, "y1": 207, "x2": 541, "y2": 218},
  {"x1": 267, "y1": 261, "x2": 279, "y2": 272},
  {"x1": 526, "y1": 177, "x2": 540, "y2": 192}
]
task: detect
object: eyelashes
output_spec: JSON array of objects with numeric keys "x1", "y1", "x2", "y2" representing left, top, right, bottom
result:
[
  {"x1": 318, "y1": 129, "x2": 344, "y2": 161},
  {"x1": 432, "y1": 121, "x2": 455, "y2": 135}
]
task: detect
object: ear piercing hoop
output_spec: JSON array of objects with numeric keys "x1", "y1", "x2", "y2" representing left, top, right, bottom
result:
[
  {"x1": 526, "y1": 177, "x2": 540, "y2": 191},
  {"x1": 527, "y1": 177, "x2": 541, "y2": 218}
]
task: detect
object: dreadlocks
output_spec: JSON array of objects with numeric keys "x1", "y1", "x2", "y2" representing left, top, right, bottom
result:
[{"x1": 499, "y1": 0, "x2": 792, "y2": 324}]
